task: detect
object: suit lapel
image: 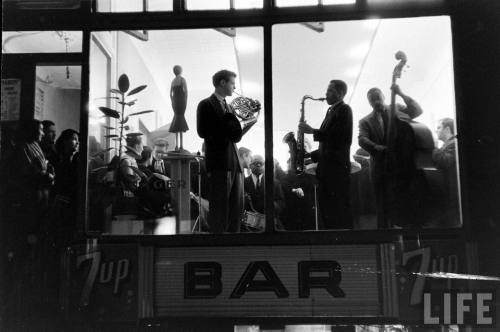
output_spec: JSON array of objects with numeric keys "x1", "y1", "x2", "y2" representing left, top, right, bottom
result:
[
  {"x1": 320, "y1": 102, "x2": 341, "y2": 130},
  {"x1": 209, "y1": 94, "x2": 225, "y2": 117}
]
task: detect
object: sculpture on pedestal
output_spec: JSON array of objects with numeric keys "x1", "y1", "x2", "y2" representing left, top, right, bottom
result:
[{"x1": 169, "y1": 65, "x2": 188, "y2": 151}]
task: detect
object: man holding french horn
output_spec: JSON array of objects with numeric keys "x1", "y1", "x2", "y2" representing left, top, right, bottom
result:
[
  {"x1": 196, "y1": 70, "x2": 260, "y2": 233},
  {"x1": 299, "y1": 80, "x2": 353, "y2": 229}
]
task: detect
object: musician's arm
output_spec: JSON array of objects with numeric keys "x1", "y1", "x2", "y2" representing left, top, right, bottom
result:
[
  {"x1": 358, "y1": 120, "x2": 381, "y2": 155},
  {"x1": 399, "y1": 94, "x2": 423, "y2": 119}
]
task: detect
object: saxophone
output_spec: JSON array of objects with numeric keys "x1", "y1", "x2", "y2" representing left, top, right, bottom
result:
[{"x1": 283, "y1": 95, "x2": 325, "y2": 174}]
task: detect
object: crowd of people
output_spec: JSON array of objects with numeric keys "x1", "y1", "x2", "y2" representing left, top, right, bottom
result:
[
  {"x1": 195, "y1": 70, "x2": 460, "y2": 233},
  {"x1": 0, "y1": 71, "x2": 460, "y2": 242}
]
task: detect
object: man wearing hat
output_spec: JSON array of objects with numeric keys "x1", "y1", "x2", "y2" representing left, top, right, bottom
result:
[{"x1": 196, "y1": 69, "x2": 245, "y2": 233}]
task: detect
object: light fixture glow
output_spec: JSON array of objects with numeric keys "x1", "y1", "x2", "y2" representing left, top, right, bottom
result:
[
  {"x1": 234, "y1": 35, "x2": 260, "y2": 54},
  {"x1": 349, "y1": 42, "x2": 371, "y2": 60},
  {"x1": 343, "y1": 65, "x2": 362, "y2": 78}
]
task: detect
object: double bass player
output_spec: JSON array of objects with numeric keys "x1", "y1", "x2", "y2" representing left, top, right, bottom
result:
[{"x1": 358, "y1": 83, "x2": 423, "y2": 228}]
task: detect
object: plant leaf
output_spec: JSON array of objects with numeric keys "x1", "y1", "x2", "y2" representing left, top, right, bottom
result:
[
  {"x1": 110, "y1": 89, "x2": 123, "y2": 95},
  {"x1": 128, "y1": 110, "x2": 154, "y2": 117},
  {"x1": 127, "y1": 85, "x2": 147, "y2": 96},
  {"x1": 94, "y1": 96, "x2": 120, "y2": 100},
  {"x1": 103, "y1": 126, "x2": 115, "y2": 130},
  {"x1": 118, "y1": 74, "x2": 130, "y2": 93},
  {"x1": 98, "y1": 107, "x2": 120, "y2": 119},
  {"x1": 120, "y1": 116, "x2": 129, "y2": 124},
  {"x1": 125, "y1": 99, "x2": 137, "y2": 106},
  {"x1": 104, "y1": 134, "x2": 118, "y2": 138}
]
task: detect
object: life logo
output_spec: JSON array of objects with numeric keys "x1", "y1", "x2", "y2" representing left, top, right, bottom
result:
[{"x1": 76, "y1": 251, "x2": 130, "y2": 306}]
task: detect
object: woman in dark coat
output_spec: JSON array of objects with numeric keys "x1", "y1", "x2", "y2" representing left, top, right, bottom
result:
[{"x1": 52, "y1": 129, "x2": 80, "y2": 242}]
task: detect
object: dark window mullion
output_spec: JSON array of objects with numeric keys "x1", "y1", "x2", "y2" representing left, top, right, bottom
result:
[
  {"x1": 78, "y1": 29, "x2": 91, "y2": 235},
  {"x1": 264, "y1": 23, "x2": 275, "y2": 233}
]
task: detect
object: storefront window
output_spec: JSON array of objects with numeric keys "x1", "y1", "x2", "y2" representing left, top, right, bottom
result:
[
  {"x1": 88, "y1": 28, "x2": 264, "y2": 235},
  {"x1": 96, "y1": 0, "x2": 174, "y2": 12},
  {"x1": 272, "y1": 16, "x2": 461, "y2": 231}
]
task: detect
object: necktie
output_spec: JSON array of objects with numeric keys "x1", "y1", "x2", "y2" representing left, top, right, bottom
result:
[
  {"x1": 256, "y1": 176, "x2": 261, "y2": 190},
  {"x1": 377, "y1": 112, "x2": 384, "y2": 136},
  {"x1": 222, "y1": 99, "x2": 229, "y2": 113}
]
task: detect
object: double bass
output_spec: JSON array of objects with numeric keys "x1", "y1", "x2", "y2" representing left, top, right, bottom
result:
[{"x1": 388, "y1": 51, "x2": 434, "y2": 170}]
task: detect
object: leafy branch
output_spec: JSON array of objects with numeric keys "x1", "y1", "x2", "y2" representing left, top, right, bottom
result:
[{"x1": 98, "y1": 74, "x2": 153, "y2": 156}]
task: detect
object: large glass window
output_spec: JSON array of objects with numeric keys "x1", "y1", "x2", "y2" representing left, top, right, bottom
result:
[
  {"x1": 273, "y1": 16, "x2": 461, "y2": 230},
  {"x1": 88, "y1": 28, "x2": 264, "y2": 235}
]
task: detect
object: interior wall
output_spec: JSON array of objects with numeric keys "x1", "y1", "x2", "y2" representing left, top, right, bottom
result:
[
  {"x1": 36, "y1": 83, "x2": 81, "y2": 134},
  {"x1": 116, "y1": 32, "x2": 169, "y2": 142}
]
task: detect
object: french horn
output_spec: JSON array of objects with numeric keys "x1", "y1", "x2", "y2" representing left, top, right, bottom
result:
[{"x1": 230, "y1": 92, "x2": 261, "y2": 127}]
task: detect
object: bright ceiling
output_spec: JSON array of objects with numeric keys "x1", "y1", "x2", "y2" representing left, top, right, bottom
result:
[
  {"x1": 2, "y1": 15, "x2": 456, "y2": 167},
  {"x1": 118, "y1": 15, "x2": 454, "y2": 166}
]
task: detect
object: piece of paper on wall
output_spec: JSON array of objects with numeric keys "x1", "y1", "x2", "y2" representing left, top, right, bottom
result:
[
  {"x1": 1, "y1": 79, "x2": 21, "y2": 121},
  {"x1": 34, "y1": 86, "x2": 45, "y2": 120}
]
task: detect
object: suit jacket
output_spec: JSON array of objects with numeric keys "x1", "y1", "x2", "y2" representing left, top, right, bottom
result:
[
  {"x1": 432, "y1": 138, "x2": 458, "y2": 202},
  {"x1": 244, "y1": 175, "x2": 284, "y2": 215},
  {"x1": 358, "y1": 104, "x2": 417, "y2": 184},
  {"x1": 310, "y1": 101, "x2": 353, "y2": 180},
  {"x1": 197, "y1": 94, "x2": 243, "y2": 172}
]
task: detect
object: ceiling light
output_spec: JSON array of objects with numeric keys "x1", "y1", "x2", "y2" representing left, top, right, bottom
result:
[
  {"x1": 362, "y1": 18, "x2": 381, "y2": 30},
  {"x1": 343, "y1": 65, "x2": 361, "y2": 78},
  {"x1": 235, "y1": 35, "x2": 260, "y2": 54},
  {"x1": 349, "y1": 42, "x2": 371, "y2": 59}
]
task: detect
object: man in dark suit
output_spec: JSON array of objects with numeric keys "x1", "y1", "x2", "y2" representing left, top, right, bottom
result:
[
  {"x1": 433, "y1": 117, "x2": 459, "y2": 227},
  {"x1": 299, "y1": 80, "x2": 353, "y2": 229},
  {"x1": 196, "y1": 70, "x2": 245, "y2": 233},
  {"x1": 243, "y1": 155, "x2": 285, "y2": 225},
  {"x1": 358, "y1": 84, "x2": 423, "y2": 228}
]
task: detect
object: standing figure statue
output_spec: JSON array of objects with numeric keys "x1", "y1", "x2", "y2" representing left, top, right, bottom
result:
[{"x1": 169, "y1": 65, "x2": 189, "y2": 150}]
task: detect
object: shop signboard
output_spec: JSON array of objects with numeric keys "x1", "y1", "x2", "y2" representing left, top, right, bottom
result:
[
  {"x1": 154, "y1": 244, "x2": 397, "y2": 317},
  {"x1": 62, "y1": 243, "x2": 138, "y2": 322}
]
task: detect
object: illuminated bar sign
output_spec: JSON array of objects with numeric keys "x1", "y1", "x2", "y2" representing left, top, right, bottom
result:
[{"x1": 155, "y1": 244, "x2": 397, "y2": 317}]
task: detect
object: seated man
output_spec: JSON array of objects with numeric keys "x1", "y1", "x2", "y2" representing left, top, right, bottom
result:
[{"x1": 244, "y1": 155, "x2": 285, "y2": 227}]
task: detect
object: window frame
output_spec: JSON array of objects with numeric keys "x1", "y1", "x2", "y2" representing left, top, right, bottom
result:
[{"x1": 2, "y1": 0, "x2": 469, "y2": 242}]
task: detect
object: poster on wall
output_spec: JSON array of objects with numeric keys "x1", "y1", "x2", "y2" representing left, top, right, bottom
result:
[
  {"x1": 34, "y1": 86, "x2": 45, "y2": 120},
  {"x1": 1, "y1": 79, "x2": 21, "y2": 121}
]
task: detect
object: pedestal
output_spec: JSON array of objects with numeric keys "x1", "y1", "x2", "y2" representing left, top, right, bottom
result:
[{"x1": 165, "y1": 152, "x2": 195, "y2": 234}]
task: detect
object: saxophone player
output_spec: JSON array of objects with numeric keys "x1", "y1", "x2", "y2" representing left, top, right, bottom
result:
[{"x1": 299, "y1": 80, "x2": 353, "y2": 229}]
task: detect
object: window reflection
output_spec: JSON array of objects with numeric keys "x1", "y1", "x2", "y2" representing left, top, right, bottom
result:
[
  {"x1": 88, "y1": 28, "x2": 263, "y2": 235},
  {"x1": 273, "y1": 16, "x2": 461, "y2": 230}
]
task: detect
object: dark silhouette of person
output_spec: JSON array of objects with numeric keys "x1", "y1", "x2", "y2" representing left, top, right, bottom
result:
[
  {"x1": 299, "y1": 80, "x2": 353, "y2": 230},
  {"x1": 169, "y1": 65, "x2": 189, "y2": 133},
  {"x1": 40, "y1": 120, "x2": 58, "y2": 166},
  {"x1": 358, "y1": 84, "x2": 423, "y2": 228},
  {"x1": 433, "y1": 117, "x2": 459, "y2": 227},
  {"x1": 196, "y1": 69, "x2": 245, "y2": 233},
  {"x1": 52, "y1": 129, "x2": 80, "y2": 235}
]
